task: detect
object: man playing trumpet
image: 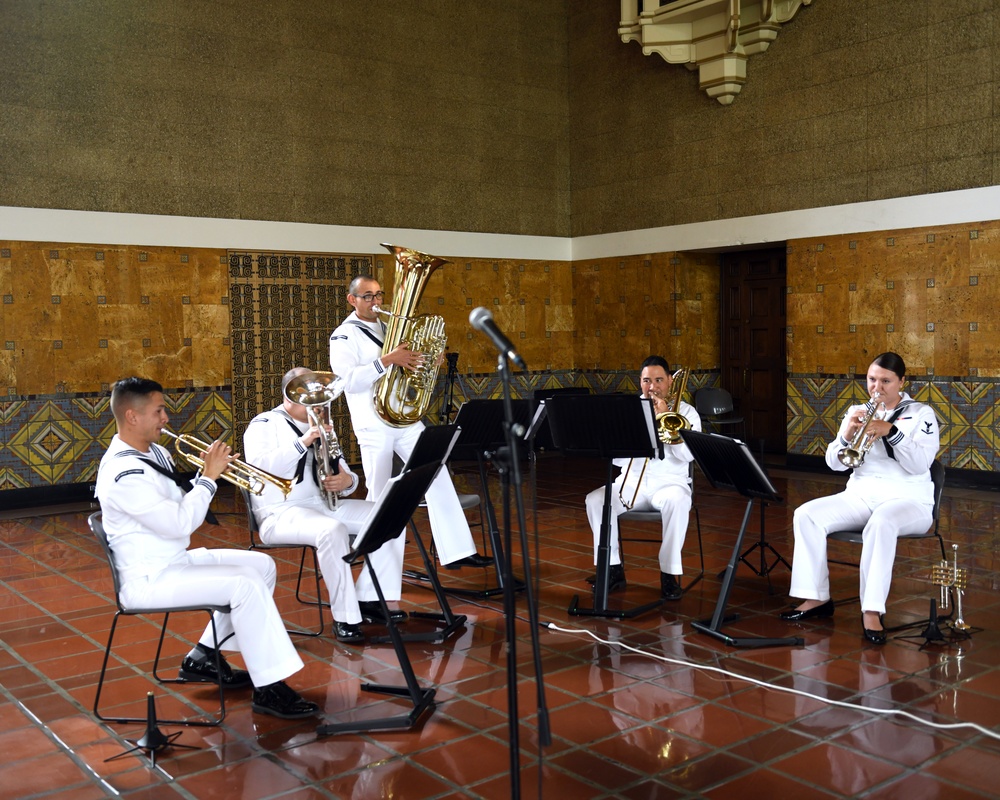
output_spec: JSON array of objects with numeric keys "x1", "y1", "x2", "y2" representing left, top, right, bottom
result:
[
  {"x1": 584, "y1": 356, "x2": 702, "y2": 600},
  {"x1": 243, "y1": 367, "x2": 375, "y2": 644},
  {"x1": 95, "y1": 377, "x2": 319, "y2": 719}
]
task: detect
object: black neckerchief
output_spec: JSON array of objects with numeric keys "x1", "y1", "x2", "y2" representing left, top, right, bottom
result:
[
  {"x1": 275, "y1": 410, "x2": 318, "y2": 486},
  {"x1": 348, "y1": 319, "x2": 385, "y2": 348},
  {"x1": 880, "y1": 401, "x2": 910, "y2": 461},
  {"x1": 138, "y1": 457, "x2": 219, "y2": 525}
]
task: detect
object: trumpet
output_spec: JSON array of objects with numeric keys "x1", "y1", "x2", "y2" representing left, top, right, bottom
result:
[
  {"x1": 837, "y1": 393, "x2": 885, "y2": 468},
  {"x1": 161, "y1": 429, "x2": 293, "y2": 497}
]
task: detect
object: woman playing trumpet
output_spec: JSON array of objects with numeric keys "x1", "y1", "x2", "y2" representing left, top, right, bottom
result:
[{"x1": 780, "y1": 352, "x2": 940, "y2": 644}]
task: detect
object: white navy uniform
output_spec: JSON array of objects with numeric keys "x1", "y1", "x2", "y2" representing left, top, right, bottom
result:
[
  {"x1": 243, "y1": 406, "x2": 377, "y2": 626},
  {"x1": 585, "y1": 399, "x2": 701, "y2": 575},
  {"x1": 329, "y1": 310, "x2": 477, "y2": 602},
  {"x1": 789, "y1": 392, "x2": 939, "y2": 613},
  {"x1": 95, "y1": 435, "x2": 303, "y2": 688}
]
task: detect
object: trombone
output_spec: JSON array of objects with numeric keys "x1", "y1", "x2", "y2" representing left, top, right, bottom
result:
[
  {"x1": 161, "y1": 429, "x2": 293, "y2": 497},
  {"x1": 620, "y1": 367, "x2": 691, "y2": 508}
]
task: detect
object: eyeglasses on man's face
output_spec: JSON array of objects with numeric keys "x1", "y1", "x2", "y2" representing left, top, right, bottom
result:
[{"x1": 354, "y1": 291, "x2": 385, "y2": 303}]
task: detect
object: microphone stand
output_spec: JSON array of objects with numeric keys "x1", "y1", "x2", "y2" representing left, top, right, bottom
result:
[{"x1": 494, "y1": 352, "x2": 550, "y2": 799}]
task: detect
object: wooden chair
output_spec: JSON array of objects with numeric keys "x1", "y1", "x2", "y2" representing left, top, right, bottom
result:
[{"x1": 90, "y1": 512, "x2": 228, "y2": 726}]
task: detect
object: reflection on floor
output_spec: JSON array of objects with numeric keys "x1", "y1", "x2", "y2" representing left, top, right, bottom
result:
[{"x1": 2, "y1": 456, "x2": 1000, "y2": 799}]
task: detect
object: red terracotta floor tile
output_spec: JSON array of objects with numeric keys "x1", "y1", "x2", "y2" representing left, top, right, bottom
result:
[{"x1": 1, "y1": 461, "x2": 999, "y2": 799}]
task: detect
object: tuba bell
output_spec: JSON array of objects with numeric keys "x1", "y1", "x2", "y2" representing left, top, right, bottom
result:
[{"x1": 372, "y1": 243, "x2": 449, "y2": 427}]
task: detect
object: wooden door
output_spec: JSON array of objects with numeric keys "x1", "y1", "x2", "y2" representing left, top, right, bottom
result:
[{"x1": 720, "y1": 249, "x2": 787, "y2": 454}]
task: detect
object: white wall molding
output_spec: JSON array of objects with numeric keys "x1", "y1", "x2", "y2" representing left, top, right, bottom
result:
[{"x1": 2, "y1": 186, "x2": 999, "y2": 263}]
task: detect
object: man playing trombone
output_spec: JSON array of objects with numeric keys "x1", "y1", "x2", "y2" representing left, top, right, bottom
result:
[
  {"x1": 95, "y1": 377, "x2": 319, "y2": 719},
  {"x1": 243, "y1": 367, "x2": 374, "y2": 643},
  {"x1": 584, "y1": 356, "x2": 702, "y2": 600}
]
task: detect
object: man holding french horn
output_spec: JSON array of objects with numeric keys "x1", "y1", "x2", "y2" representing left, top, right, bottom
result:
[
  {"x1": 243, "y1": 367, "x2": 374, "y2": 644},
  {"x1": 584, "y1": 356, "x2": 702, "y2": 601},
  {"x1": 780, "y1": 352, "x2": 940, "y2": 645}
]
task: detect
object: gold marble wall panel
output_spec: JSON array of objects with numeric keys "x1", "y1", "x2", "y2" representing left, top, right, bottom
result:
[
  {"x1": 413, "y1": 252, "x2": 721, "y2": 377},
  {"x1": 414, "y1": 257, "x2": 578, "y2": 375},
  {"x1": 0, "y1": 242, "x2": 230, "y2": 395},
  {"x1": 570, "y1": 252, "x2": 720, "y2": 372},
  {"x1": 787, "y1": 220, "x2": 1000, "y2": 378}
]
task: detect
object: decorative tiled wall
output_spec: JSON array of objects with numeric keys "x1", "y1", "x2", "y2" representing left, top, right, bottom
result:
[
  {"x1": 0, "y1": 241, "x2": 717, "y2": 494},
  {"x1": 786, "y1": 219, "x2": 1000, "y2": 472}
]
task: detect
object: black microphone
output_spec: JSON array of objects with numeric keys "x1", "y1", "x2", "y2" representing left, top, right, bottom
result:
[{"x1": 469, "y1": 307, "x2": 527, "y2": 369}]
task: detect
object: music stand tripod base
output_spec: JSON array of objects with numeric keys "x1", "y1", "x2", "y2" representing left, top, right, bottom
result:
[
  {"x1": 568, "y1": 594, "x2": 665, "y2": 619},
  {"x1": 317, "y1": 463, "x2": 445, "y2": 738}
]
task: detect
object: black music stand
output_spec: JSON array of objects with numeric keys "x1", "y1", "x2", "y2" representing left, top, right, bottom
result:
[
  {"x1": 370, "y1": 424, "x2": 469, "y2": 645},
  {"x1": 545, "y1": 393, "x2": 663, "y2": 619},
  {"x1": 679, "y1": 429, "x2": 804, "y2": 648},
  {"x1": 429, "y1": 398, "x2": 532, "y2": 599},
  {"x1": 316, "y1": 462, "x2": 442, "y2": 737}
]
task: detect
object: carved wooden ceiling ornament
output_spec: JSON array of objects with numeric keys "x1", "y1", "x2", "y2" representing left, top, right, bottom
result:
[{"x1": 619, "y1": 0, "x2": 813, "y2": 105}]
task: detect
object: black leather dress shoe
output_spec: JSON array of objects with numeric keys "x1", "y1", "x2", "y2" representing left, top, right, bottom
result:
[
  {"x1": 779, "y1": 598, "x2": 835, "y2": 621},
  {"x1": 863, "y1": 626, "x2": 887, "y2": 645},
  {"x1": 585, "y1": 564, "x2": 627, "y2": 593},
  {"x1": 333, "y1": 621, "x2": 364, "y2": 644},
  {"x1": 445, "y1": 552, "x2": 493, "y2": 569},
  {"x1": 251, "y1": 681, "x2": 319, "y2": 719},
  {"x1": 863, "y1": 613, "x2": 887, "y2": 645},
  {"x1": 358, "y1": 601, "x2": 409, "y2": 626},
  {"x1": 178, "y1": 654, "x2": 252, "y2": 689},
  {"x1": 660, "y1": 573, "x2": 683, "y2": 601}
]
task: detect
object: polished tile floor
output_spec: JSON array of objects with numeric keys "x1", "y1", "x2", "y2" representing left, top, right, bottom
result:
[{"x1": 2, "y1": 456, "x2": 1000, "y2": 799}]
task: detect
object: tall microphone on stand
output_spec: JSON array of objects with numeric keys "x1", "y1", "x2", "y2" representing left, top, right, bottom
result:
[{"x1": 469, "y1": 307, "x2": 527, "y2": 369}]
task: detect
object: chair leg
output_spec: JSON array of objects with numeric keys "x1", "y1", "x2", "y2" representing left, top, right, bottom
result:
[
  {"x1": 97, "y1": 610, "x2": 226, "y2": 727},
  {"x1": 287, "y1": 546, "x2": 325, "y2": 637},
  {"x1": 681, "y1": 508, "x2": 705, "y2": 595}
]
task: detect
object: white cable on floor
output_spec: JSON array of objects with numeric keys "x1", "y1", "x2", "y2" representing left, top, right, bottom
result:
[{"x1": 542, "y1": 621, "x2": 1000, "y2": 742}]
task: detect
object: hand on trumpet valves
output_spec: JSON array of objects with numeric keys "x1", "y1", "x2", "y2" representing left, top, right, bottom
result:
[{"x1": 200, "y1": 439, "x2": 238, "y2": 481}]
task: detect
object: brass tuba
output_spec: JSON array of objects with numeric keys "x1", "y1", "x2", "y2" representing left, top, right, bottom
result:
[
  {"x1": 656, "y1": 368, "x2": 691, "y2": 444},
  {"x1": 372, "y1": 243, "x2": 449, "y2": 427},
  {"x1": 283, "y1": 370, "x2": 345, "y2": 511}
]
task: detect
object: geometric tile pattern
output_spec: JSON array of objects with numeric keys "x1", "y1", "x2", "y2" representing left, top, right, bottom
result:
[
  {"x1": 0, "y1": 387, "x2": 231, "y2": 492},
  {"x1": 0, "y1": 368, "x2": 721, "y2": 493},
  {"x1": 788, "y1": 373, "x2": 1000, "y2": 472}
]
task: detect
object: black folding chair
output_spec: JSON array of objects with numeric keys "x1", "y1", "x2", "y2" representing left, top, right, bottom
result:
[{"x1": 90, "y1": 512, "x2": 229, "y2": 726}]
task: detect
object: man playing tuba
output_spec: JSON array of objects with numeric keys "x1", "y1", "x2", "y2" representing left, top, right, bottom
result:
[
  {"x1": 329, "y1": 274, "x2": 491, "y2": 620},
  {"x1": 584, "y1": 356, "x2": 702, "y2": 600}
]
